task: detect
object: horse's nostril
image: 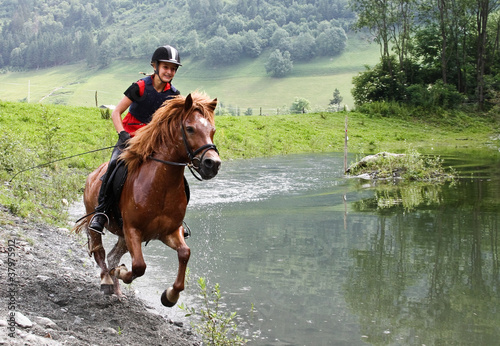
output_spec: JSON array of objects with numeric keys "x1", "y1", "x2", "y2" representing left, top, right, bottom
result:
[{"x1": 203, "y1": 158, "x2": 221, "y2": 172}]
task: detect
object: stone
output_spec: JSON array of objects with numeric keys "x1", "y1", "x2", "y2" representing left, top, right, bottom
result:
[{"x1": 15, "y1": 312, "x2": 33, "y2": 328}]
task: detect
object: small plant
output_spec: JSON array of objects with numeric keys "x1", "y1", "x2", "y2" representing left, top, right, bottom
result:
[{"x1": 179, "y1": 277, "x2": 247, "y2": 345}]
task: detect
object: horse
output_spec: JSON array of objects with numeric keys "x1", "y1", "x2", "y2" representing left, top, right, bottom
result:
[{"x1": 73, "y1": 92, "x2": 220, "y2": 307}]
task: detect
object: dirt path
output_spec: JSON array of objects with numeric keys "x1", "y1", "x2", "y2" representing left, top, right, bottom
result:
[{"x1": 0, "y1": 206, "x2": 199, "y2": 345}]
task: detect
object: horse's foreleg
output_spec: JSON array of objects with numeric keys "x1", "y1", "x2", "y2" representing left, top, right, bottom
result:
[
  {"x1": 160, "y1": 226, "x2": 190, "y2": 307},
  {"x1": 107, "y1": 236, "x2": 129, "y2": 296},
  {"x1": 111, "y1": 230, "x2": 146, "y2": 284}
]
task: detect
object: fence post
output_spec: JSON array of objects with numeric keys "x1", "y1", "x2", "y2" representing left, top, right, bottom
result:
[{"x1": 344, "y1": 114, "x2": 348, "y2": 173}]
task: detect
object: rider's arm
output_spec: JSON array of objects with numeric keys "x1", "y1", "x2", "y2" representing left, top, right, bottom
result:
[{"x1": 111, "y1": 96, "x2": 133, "y2": 134}]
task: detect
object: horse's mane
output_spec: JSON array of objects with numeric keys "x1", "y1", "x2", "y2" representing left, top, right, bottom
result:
[{"x1": 120, "y1": 91, "x2": 216, "y2": 174}]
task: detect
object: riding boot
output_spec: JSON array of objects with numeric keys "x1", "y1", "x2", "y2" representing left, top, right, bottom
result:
[{"x1": 89, "y1": 133, "x2": 129, "y2": 234}]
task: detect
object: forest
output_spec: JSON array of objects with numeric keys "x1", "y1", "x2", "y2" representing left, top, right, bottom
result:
[
  {"x1": 2, "y1": 0, "x2": 500, "y2": 111},
  {"x1": 350, "y1": 0, "x2": 500, "y2": 110},
  {"x1": 0, "y1": 0, "x2": 352, "y2": 76}
]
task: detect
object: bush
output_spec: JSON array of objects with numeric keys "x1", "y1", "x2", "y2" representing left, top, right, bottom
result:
[
  {"x1": 352, "y1": 56, "x2": 407, "y2": 106},
  {"x1": 406, "y1": 80, "x2": 464, "y2": 109}
]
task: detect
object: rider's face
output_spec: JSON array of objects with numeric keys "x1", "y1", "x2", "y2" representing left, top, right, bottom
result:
[{"x1": 156, "y1": 61, "x2": 177, "y2": 82}]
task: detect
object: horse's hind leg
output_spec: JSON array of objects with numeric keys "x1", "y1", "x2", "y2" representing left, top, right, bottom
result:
[
  {"x1": 107, "y1": 236, "x2": 129, "y2": 296},
  {"x1": 87, "y1": 230, "x2": 114, "y2": 295},
  {"x1": 160, "y1": 226, "x2": 190, "y2": 307}
]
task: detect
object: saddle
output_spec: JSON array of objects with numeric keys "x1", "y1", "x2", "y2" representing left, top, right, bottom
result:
[{"x1": 103, "y1": 160, "x2": 190, "y2": 228}]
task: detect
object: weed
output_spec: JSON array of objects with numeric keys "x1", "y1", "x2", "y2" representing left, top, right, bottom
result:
[{"x1": 179, "y1": 277, "x2": 247, "y2": 345}]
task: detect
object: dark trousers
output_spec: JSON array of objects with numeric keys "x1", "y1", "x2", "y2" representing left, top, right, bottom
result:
[{"x1": 95, "y1": 137, "x2": 128, "y2": 213}]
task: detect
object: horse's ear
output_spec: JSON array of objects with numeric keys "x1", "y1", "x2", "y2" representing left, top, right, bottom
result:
[
  {"x1": 184, "y1": 93, "x2": 193, "y2": 111},
  {"x1": 208, "y1": 98, "x2": 217, "y2": 113}
]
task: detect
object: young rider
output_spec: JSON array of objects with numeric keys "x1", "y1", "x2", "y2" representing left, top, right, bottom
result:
[{"x1": 89, "y1": 45, "x2": 182, "y2": 234}]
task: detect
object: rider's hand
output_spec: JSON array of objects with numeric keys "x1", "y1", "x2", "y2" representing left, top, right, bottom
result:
[{"x1": 119, "y1": 131, "x2": 131, "y2": 142}]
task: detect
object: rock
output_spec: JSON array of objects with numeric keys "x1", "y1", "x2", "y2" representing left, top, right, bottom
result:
[
  {"x1": 24, "y1": 332, "x2": 60, "y2": 345},
  {"x1": 15, "y1": 312, "x2": 33, "y2": 328},
  {"x1": 34, "y1": 316, "x2": 58, "y2": 329}
]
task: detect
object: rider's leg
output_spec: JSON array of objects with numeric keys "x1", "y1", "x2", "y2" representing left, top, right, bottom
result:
[{"x1": 89, "y1": 136, "x2": 128, "y2": 234}]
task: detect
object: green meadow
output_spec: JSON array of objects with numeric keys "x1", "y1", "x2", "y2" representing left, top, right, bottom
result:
[{"x1": 0, "y1": 37, "x2": 379, "y2": 111}]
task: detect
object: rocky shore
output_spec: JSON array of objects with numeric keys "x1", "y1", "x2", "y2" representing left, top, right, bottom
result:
[{"x1": 0, "y1": 206, "x2": 199, "y2": 345}]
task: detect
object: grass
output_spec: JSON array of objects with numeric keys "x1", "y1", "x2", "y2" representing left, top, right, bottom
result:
[
  {"x1": 0, "y1": 100, "x2": 498, "y2": 224},
  {"x1": 0, "y1": 36, "x2": 380, "y2": 111}
]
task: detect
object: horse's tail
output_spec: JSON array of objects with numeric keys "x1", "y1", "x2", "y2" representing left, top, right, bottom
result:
[{"x1": 72, "y1": 216, "x2": 89, "y2": 235}]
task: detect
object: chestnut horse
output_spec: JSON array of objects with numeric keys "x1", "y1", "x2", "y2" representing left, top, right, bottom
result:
[{"x1": 73, "y1": 92, "x2": 220, "y2": 307}]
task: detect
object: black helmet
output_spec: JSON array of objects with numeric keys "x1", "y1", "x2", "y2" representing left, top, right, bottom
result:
[{"x1": 151, "y1": 45, "x2": 181, "y2": 66}]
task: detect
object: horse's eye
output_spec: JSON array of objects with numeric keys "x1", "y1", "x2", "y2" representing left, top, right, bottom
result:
[{"x1": 186, "y1": 126, "x2": 195, "y2": 134}]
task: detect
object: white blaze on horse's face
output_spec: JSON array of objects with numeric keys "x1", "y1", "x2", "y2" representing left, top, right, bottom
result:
[{"x1": 199, "y1": 118, "x2": 209, "y2": 127}]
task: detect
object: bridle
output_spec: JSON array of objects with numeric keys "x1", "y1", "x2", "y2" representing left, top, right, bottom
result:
[{"x1": 148, "y1": 122, "x2": 218, "y2": 181}]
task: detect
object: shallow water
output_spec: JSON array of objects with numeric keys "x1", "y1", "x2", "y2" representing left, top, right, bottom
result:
[{"x1": 72, "y1": 152, "x2": 500, "y2": 345}]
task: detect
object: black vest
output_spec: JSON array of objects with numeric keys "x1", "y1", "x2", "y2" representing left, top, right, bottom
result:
[{"x1": 128, "y1": 76, "x2": 180, "y2": 124}]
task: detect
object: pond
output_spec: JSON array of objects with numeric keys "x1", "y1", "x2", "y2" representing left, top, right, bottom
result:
[{"x1": 88, "y1": 152, "x2": 500, "y2": 345}]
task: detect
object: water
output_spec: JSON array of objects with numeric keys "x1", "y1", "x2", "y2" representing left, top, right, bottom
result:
[{"x1": 73, "y1": 152, "x2": 500, "y2": 345}]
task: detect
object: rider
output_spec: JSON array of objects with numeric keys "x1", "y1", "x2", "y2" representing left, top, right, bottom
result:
[{"x1": 89, "y1": 45, "x2": 182, "y2": 234}]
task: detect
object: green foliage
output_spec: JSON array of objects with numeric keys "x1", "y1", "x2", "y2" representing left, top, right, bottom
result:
[
  {"x1": 347, "y1": 148, "x2": 456, "y2": 182},
  {"x1": 179, "y1": 277, "x2": 247, "y2": 345},
  {"x1": 406, "y1": 81, "x2": 465, "y2": 109},
  {"x1": 352, "y1": 56, "x2": 407, "y2": 106},
  {"x1": 329, "y1": 88, "x2": 343, "y2": 110},
  {"x1": 289, "y1": 97, "x2": 311, "y2": 114},
  {"x1": 0, "y1": 101, "x2": 115, "y2": 224},
  {"x1": 0, "y1": 0, "x2": 352, "y2": 70},
  {"x1": 265, "y1": 49, "x2": 293, "y2": 77}
]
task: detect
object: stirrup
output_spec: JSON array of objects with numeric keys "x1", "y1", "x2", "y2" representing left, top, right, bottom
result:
[
  {"x1": 183, "y1": 221, "x2": 191, "y2": 239},
  {"x1": 89, "y1": 212, "x2": 109, "y2": 235}
]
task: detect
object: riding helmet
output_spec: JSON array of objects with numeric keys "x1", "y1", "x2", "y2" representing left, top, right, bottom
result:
[{"x1": 151, "y1": 45, "x2": 182, "y2": 66}]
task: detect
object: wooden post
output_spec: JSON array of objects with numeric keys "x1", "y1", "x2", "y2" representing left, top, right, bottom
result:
[
  {"x1": 344, "y1": 114, "x2": 348, "y2": 173},
  {"x1": 95, "y1": 91, "x2": 98, "y2": 107}
]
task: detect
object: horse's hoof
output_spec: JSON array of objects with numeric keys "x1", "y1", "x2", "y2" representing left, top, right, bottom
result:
[
  {"x1": 161, "y1": 287, "x2": 178, "y2": 307},
  {"x1": 101, "y1": 284, "x2": 114, "y2": 295}
]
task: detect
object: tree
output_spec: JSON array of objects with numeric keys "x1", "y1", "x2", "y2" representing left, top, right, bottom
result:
[
  {"x1": 290, "y1": 32, "x2": 316, "y2": 61},
  {"x1": 242, "y1": 30, "x2": 263, "y2": 57},
  {"x1": 290, "y1": 97, "x2": 311, "y2": 114},
  {"x1": 329, "y1": 88, "x2": 343, "y2": 110},
  {"x1": 265, "y1": 49, "x2": 293, "y2": 77},
  {"x1": 317, "y1": 27, "x2": 348, "y2": 56}
]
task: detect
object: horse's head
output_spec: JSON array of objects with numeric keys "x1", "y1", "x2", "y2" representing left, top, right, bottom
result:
[
  {"x1": 181, "y1": 93, "x2": 221, "y2": 180},
  {"x1": 122, "y1": 92, "x2": 221, "y2": 180}
]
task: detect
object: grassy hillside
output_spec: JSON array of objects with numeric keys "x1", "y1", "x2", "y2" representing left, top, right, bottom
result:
[{"x1": 0, "y1": 37, "x2": 379, "y2": 111}]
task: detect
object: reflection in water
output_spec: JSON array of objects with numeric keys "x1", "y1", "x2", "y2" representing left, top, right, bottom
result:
[
  {"x1": 75, "y1": 153, "x2": 500, "y2": 345},
  {"x1": 345, "y1": 178, "x2": 500, "y2": 345}
]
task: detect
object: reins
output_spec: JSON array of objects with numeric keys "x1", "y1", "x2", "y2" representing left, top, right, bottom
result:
[
  {"x1": 148, "y1": 123, "x2": 218, "y2": 181},
  {"x1": 9, "y1": 145, "x2": 116, "y2": 183}
]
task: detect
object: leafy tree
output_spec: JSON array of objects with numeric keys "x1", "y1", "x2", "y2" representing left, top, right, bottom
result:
[
  {"x1": 317, "y1": 27, "x2": 348, "y2": 56},
  {"x1": 270, "y1": 28, "x2": 290, "y2": 48},
  {"x1": 352, "y1": 56, "x2": 407, "y2": 106},
  {"x1": 329, "y1": 88, "x2": 343, "y2": 110},
  {"x1": 290, "y1": 97, "x2": 311, "y2": 113},
  {"x1": 265, "y1": 49, "x2": 293, "y2": 77},
  {"x1": 242, "y1": 30, "x2": 263, "y2": 57},
  {"x1": 290, "y1": 32, "x2": 316, "y2": 61}
]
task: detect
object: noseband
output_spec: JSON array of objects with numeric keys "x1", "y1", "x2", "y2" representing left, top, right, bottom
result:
[{"x1": 149, "y1": 123, "x2": 219, "y2": 181}]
